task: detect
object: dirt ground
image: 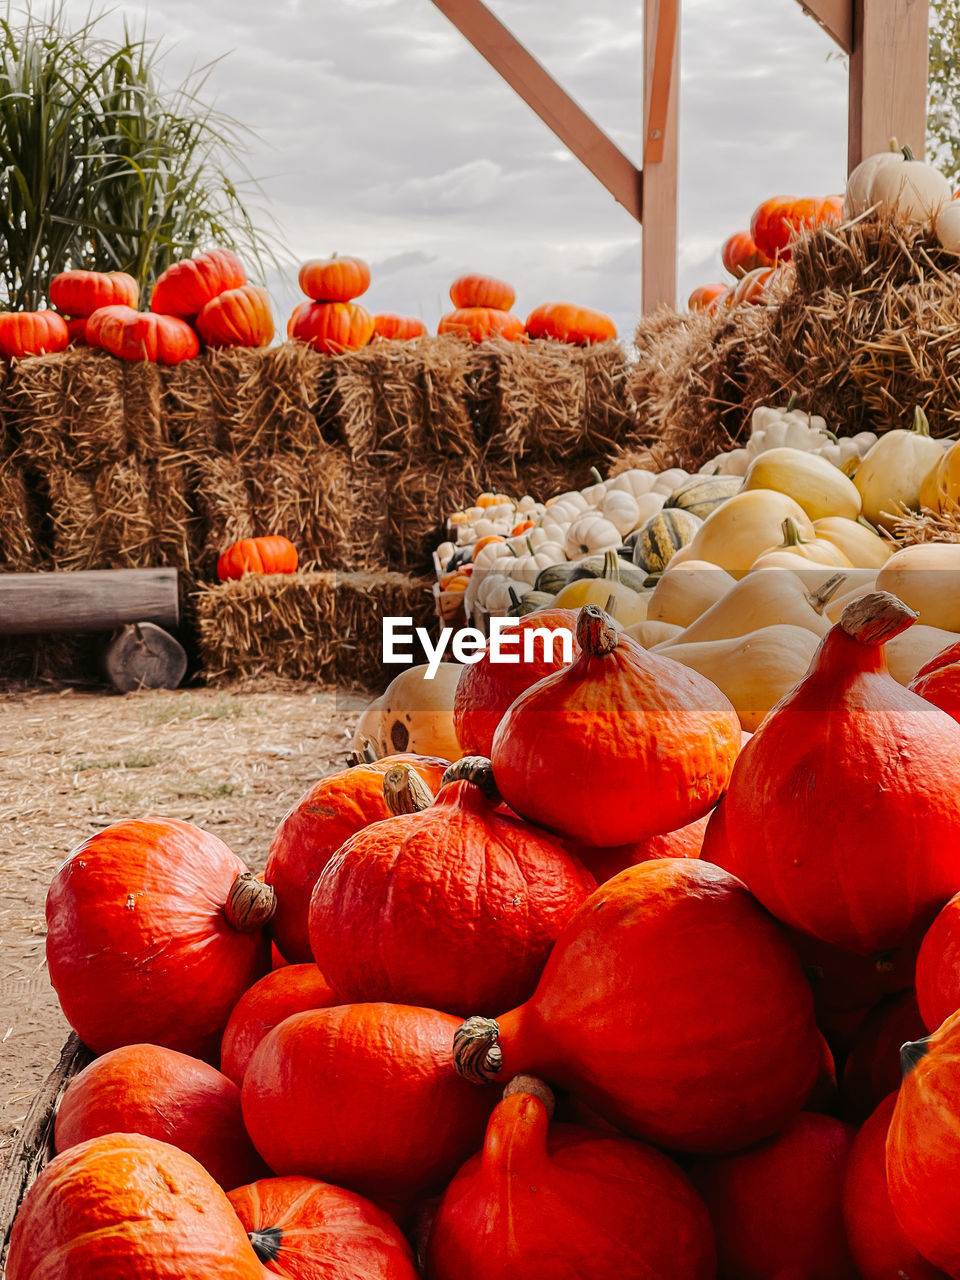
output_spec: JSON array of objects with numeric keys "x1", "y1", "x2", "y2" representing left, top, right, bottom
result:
[{"x1": 0, "y1": 681, "x2": 365, "y2": 1169}]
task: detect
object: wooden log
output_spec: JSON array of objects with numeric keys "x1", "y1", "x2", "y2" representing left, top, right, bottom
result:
[
  {"x1": 102, "y1": 622, "x2": 187, "y2": 692},
  {"x1": 0, "y1": 568, "x2": 179, "y2": 636},
  {"x1": 0, "y1": 1033, "x2": 92, "y2": 1270}
]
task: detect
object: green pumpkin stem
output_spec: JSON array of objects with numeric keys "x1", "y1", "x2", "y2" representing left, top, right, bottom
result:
[
  {"x1": 912, "y1": 405, "x2": 931, "y2": 437},
  {"x1": 454, "y1": 1016, "x2": 503, "y2": 1083},
  {"x1": 806, "y1": 572, "x2": 847, "y2": 613},
  {"x1": 441, "y1": 755, "x2": 499, "y2": 801},
  {"x1": 779, "y1": 518, "x2": 807, "y2": 548},
  {"x1": 901, "y1": 144, "x2": 915, "y2": 162},
  {"x1": 589, "y1": 466, "x2": 604, "y2": 485},
  {"x1": 784, "y1": 391, "x2": 799, "y2": 412},
  {"x1": 900, "y1": 1035, "x2": 929, "y2": 1077},
  {"x1": 576, "y1": 604, "x2": 620, "y2": 657},
  {"x1": 838, "y1": 591, "x2": 918, "y2": 645},
  {"x1": 382, "y1": 763, "x2": 435, "y2": 815},
  {"x1": 601, "y1": 548, "x2": 621, "y2": 582}
]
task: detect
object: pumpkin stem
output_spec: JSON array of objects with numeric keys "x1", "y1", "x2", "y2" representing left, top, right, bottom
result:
[
  {"x1": 589, "y1": 466, "x2": 604, "y2": 484},
  {"x1": 889, "y1": 136, "x2": 900, "y2": 152},
  {"x1": 779, "y1": 517, "x2": 807, "y2": 548},
  {"x1": 785, "y1": 391, "x2": 799, "y2": 412},
  {"x1": 603, "y1": 593, "x2": 619, "y2": 618},
  {"x1": 454, "y1": 1016, "x2": 503, "y2": 1083},
  {"x1": 900, "y1": 1035, "x2": 929, "y2": 1077},
  {"x1": 224, "y1": 872, "x2": 276, "y2": 933},
  {"x1": 502, "y1": 1074, "x2": 556, "y2": 1117},
  {"x1": 383, "y1": 763, "x2": 435, "y2": 815},
  {"x1": 901, "y1": 144, "x2": 915, "y2": 162},
  {"x1": 601, "y1": 548, "x2": 621, "y2": 582},
  {"x1": 441, "y1": 755, "x2": 499, "y2": 800},
  {"x1": 248, "y1": 1227, "x2": 283, "y2": 1265},
  {"x1": 911, "y1": 405, "x2": 931, "y2": 437},
  {"x1": 839, "y1": 591, "x2": 918, "y2": 645},
  {"x1": 576, "y1": 605, "x2": 620, "y2": 657},
  {"x1": 806, "y1": 572, "x2": 847, "y2": 613}
]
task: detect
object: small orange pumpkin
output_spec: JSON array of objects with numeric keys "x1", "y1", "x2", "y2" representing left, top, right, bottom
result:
[
  {"x1": 217, "y1": 536, "x2": 298, "y2": 581},
  {"x1": 196, "y1": 284, "x2": 274, "y2": 348},
  {"x1": 524, "y1": 302, "x2": 617, "y2": 344},
  {"x1": 85, "y1": 305, "x2": 199, "y2": 364},
  {"x1": 438, "y1": 307, "x2": 525, "y2": 343},
  {"x1": 0, "y1": 311, "x2": 70, "y2": 359},
  {"x1": 150, "y1": 248, "x2": 247, "y2": 318},
  {"x1": 449, "y1": 273, "x2": 515, "y2": 310},
  {"x1": 288, "y1": 300, "x2": 375, "y2": 353},
  {"x1": 373, "y1": 313, "x2": 427, "y2": 340},
  {"x1": 298, "y1": 256, "x2": 371, "y2": 302},
  {"x1": 50, "y1": 269, "x2": 139, "y2": 316},
  {"x1": 721, "y1": 231, "x2": 773, "y2": 278},
  {"x1": 688, "y1": 283, "x2": 729, "y2": 312}
]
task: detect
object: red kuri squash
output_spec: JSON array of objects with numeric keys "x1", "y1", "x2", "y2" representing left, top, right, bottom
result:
[
  {"x1": 711, "y1": 592, "x2": 960, "y2": 954},
  {"x1": 842, "y1": 991, "x2": 927, "y2": 1122},
  {"x1": 241, "y1": 1003, "x2": 496, "y2": 1202},
  {"x1": 453, "y1": 858, "x2": 821, "y2": 1153},
  {"x1": 308, "y1": 758, "x2": 596, "y2": 1015},
  {"x1": 220, "y1": 964, "x2": 337, "y2": 1085},
  {"x1": 426, "y1": 1079, "x2": 716, "y2": 1280},
  {"x1": 910, "y1": 639, "x2": 960, "y2": 723},
  {"x1": 6, "y1": 1134, "x2": 262, "y2": 1280},
  {"x1": 229, "y1": 1176, "x2": 419, "y2": 1279},
  {"x1": 54, "y1": 1043, "x2": 266, "y2": 1189},
  {"x1": 915, "y1": 889, "x2": 960, "y2": 1032},
  {"x1": 263, "y1": 753, "x2": 449, "y2": 963},
  {"x1": 45, "y1": 817, "x2": 274, "y2": 1059},
  {"x1": 150, "y1": 247, "x2": 247, "y2": 318},
  {"x1": 491, "y1": 605, "x2": 741, "y2": 847},
  {"x1": 581, "y1": 812, "x2": 709, "y2": 883}
]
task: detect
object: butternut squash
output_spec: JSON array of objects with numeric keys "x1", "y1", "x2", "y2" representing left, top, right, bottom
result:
[
  {"x1": 886, "y1": 625, "x2": 959, "y2": 686},
  {"x1": 875, "y1": 542, "x2": 960, "y2": 630},
  {"x1": 680, "y1": 490, "x2": 815, "y2": 578},
  {"x1": 811, "y1": 516, "x2": 893, "y2": 568},
  {"x1": 623, "y1": 619, "x2": 684, "y2": 648},
  {"x1": 751, "y1": 518, "x2": 852, "y2": 570},
  {"x1": 658, "y1": 625, "x2": 821, "y2": 732},
  {"x1": 742, "y1": 447, "x2": 862, "y2": 521},
  {"x1": 656, "y1": 569, "x2": 847, "y2": 648},
  {"x1": 645, "y1": 560, "x2": 736, "y2": 627}
]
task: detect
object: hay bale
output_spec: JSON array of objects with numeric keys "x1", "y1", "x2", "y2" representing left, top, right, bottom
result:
[
  {"x1": 194, "y1": 569, "x2": 434, "y2": 687},
  {"x1": 892, "y1": 507, "x2": 960, "y2": 545},
  {"x1": 47, "y1": 468, "x2": 103, "y2": 570},
  {"x1": 163, "y1": 358, "x2": 219, "y2": 452},
  {"x1": 579, "y1": 340, "x2": 636, "y2": 455},
  {"x1": 11, "y1": 349, "x2": 127, "y2": 471},
  {"x1": 192, "y1": 455, "x2": 256, "y2": 577},
  {"x1": 0, "y1": 633, "x2": 100, "y2": 686},
  {"x1": 93, "y1": 460, "x2": 159, "y2": 566},
  {"x1": 122, "y1": 362, "x2": 167, "y2": 457},
  {"x1": 228, "y1": 344, "x2": 330, "y2": 455},
  {"x1": 482, "y1": 340, "x2": 587, "y2": 469}
]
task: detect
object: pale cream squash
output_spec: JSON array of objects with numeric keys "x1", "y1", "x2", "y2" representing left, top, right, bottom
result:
[
  {"x1": 623, "y1": 619, "x2": 683, "y2": 647},
  {"x1": 854, "y1": 407, "x2": 945, "y2": 530},
  {"x1": 918, "y1": 438, "x2": 960, "y2": 514},
  {"x1": 823, "y1": 573, "x2": 880, "y2": 623},
  {"x1": 866, "y1": 148, "x2": 951, "y2": 224},
  {"x1": 844, "y1": 142, "x2": 904, "y2": 217},
  {"x1": 377, "y1": 662, "x2": 462, "y2": 761},
  {"x1": 646, "y1": 560, "x2": 736, "y2": 627},
  {"x1": 811, "y1": 516, "x2": 892, "y2": 568},
  {"x1": 656, "y1": 569, "x2": 847, "y2": 648},
  {"x1": 935, "y1": 200, "x2": 960, "y2": 255},
  {"x1": 886, "y1": 625, "x2": 959, "y2": 686},
  {"x1": 876, "y1": 542, "x2": 960, "y2": 630},
  {"x1": 742, "y1": 447, "x2": 862, "y2": 521},
  {"x1": 680, "y1": 490, "x2": 816, "y2": 577},
  {"x1": 751, "y1": 518, "x2": 852, "y2": 570}
]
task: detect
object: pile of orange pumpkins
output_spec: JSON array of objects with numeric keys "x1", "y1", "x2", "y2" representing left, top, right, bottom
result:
[
  {"x1": 13, "y1": 588, "x2": 960, "y2": 1278},
  {"x1": 688, "y1": 193, "x2": 844, "y2": 313},
  {"x1": 0, "y1": 250, "x2": 275, "y2": 365}
]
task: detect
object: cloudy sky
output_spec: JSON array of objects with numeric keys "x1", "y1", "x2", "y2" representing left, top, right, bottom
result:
[{"x1": 47, "y1": 0, "x2": 850, "y2": 340}]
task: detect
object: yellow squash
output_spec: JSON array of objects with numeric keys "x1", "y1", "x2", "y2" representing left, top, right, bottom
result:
[
  {"x1": 854, "y1": 407, "x2": 945, "y2": 530},
  {"x1": 742, "y1": 447, "x2": 862, "y2": 521},
  {"x1": 658, "y1": 624, "x2": 821, "y2": 732},
  {"x1": 645, "y1": 560, "x2": 736, "y2": 627},
  {"x1": 918, "y1": 438, "x2": 960, "y2": 515},
  {"x1": 554, "y1": 551, "x2": 649, "y2": 626},
  {"x1": 875, "y1": 542, "x2": 960, "y2": 631},
  {"x1": 656, "y1": 569, "x2": 847, "y2": 648},
  {"x1": 679, "y1": 490, "x2": 816, "y2": 578},
  {"x1": 751, "y1": 518, "x2": 852, "y2": 571},
  {"x1": 812, "y1": 516, "x2": 893, "y2": 568},
  {"x1": 623, "y1": 619, "x2": 683, "y2": 648},
  {"x1": 886, "y1": 625, "x2": 959, "y2": 686}
]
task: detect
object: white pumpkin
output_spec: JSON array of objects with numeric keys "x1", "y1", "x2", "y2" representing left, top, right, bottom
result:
[
  {"x1": 861, "y1": 146, "x2": 951, "y2": 225},
  {"x1": 564, "y1": 511, "x2": 622, "y2": 558},
  {"x1": 601, "y1": 490, "x2": 642, "y2": 537},
  {"x1": 580, "y1": 476, "x2": 609, "y2": 508},
  {"x1": 936, "y1": 200, "x2": 960, "y2": 254},
  {"x1": 814, "y1": 432, "x2": 878, "y2": 470},
  {"x1": 700, "y1": 448, "x2": 750, "y2": 477},
  {"x1": 746, "y1": 403, "x2": 832, "y2": 460},
  {"x1": 631, "y1": 491, "x2": 667, "y2": 525},
  {"x1": 844, "y1": 143, "x2": 907, "y2": 218},
  {"x1": 651, "y1": 468, "x2": 690, "y2": 496},
  {"x1": 484, "y1": 577, "x2": 534, "y2": 613},
  {"x1": 472, "y1": 540, "x2": 507, "y2": 572},
  {"x1": 516, "y1": 494, "x2": 538, "y2": 513},
  {"x1": 538, "y1": 520, "x2": 568, "y2": 545},
  {"x1": 607, "y1": 468, "x2": 658, "y2": 499},
  {"x1": 547, "y1": 490, "x2": 589, "y2": 513}
]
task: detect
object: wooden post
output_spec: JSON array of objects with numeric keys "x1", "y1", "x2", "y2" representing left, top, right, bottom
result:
[
  {"x1": 642, "y1": 0, "x2": 680, "y2": 312},
  {"x1": 0, "y1": 568, "x2": 179, "y2": 636},
  {"x1": 848, "y1": 0, "x2": 929, "y2": 169},
  {"x1": 102, "y1": 622, "x2": 188, "y2": 693}
]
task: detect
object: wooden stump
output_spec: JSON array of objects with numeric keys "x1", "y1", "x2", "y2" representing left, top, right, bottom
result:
[{"x1": 102, "y1": 622, "x2": 187, "y2": 692}]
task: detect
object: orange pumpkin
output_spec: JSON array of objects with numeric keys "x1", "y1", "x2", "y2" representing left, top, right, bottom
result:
[
  {"x1": 298, "y1": 255, "x2": 371, "y2": 302},
  {"x1": 909, "y1": 639, "x2": 960, "y2": 723},
  {"x1": 729, "y1": 265, "x2": 779, "y2": 306},
  {"x1": 229, "y1": 1176, "x2": 419, "y2": 1279},
  {"x1": 6, "y1": 1133, "x2": 263, "y2": 1280},
  {"x1": 85, "y1": 305, "x2": 199, "y2": 364},
  {"x1": 524, "y1": 301, "x2": 617, "y2": 344},
  {"x1": 288, "y1": 299, "x2": 375, "y2": 353},
  {"x1": 0, "y1": 310, "x2": 69, "y2": 359},
  {"x1": 241, "y1": 1003, "x2": 496, "y2": 1202},
  {"x1": 687, "y1": 283, "x2": 729, "y2": 312},
  {"x1": 372, "y1": 312, "x2": 426, "y2": 340},
  {"x1": 721, "y1": 230, "x2": 774, "y2": 277},
  {"x1": 196, "y1": 284, "x2": 274, "y2": 348},
  {"x1": 54, "y1": 1043, "x2": 266, "y2": 1189},
  {"x1": 45, "y1": 817, "x2": 273, "y2": 1059},
  {"x1": 263, "y1": 754, "x2": 450, "y2": 963},
  {"x1": 65, "y1": 316, "x2": 89, "y2": 345},
  {"x1": 438, "y1": 307, "x2": 525, "y2": 343},
  {"x1": 490, "y1": 605, "x2": 740, "y2": 847},
  {"x1": 582, "y1": 811, "x2": 710, "y2": 883},
  {"x1": 750, "y1": 194, "x2": 843, "y2": 261},
  {"x1": 50, "y1": 269, "x2": 139, "y2": 316},
  {"x1": 220, "y1": 964, "x2": 337, "y2": 1085},
  {"x1": 150, "y1": 247, "x2": 247, "y2": 318},
  {"x1": 449, "y1": 273, "x2": 515, "y2": 310},
  {"x1": 841, "y1": 991, "x2": 926, "y2": 1122},
  {"x1": 914, "y1": 889, "x2": 960, "y2": 1031},
  {"x1": 216, "y1": 535, "x2": 298, "y2": 581}
]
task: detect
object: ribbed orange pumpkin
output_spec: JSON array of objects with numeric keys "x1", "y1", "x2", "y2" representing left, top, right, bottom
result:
[
  {"x1": 298, "y1": 256, "x2": 371, "y2": 302},
  {"x1": 453, "y1": 858, "x2": 821, "y2": 1153},
  {"x1": 309, "y1": 758, "x2": 596, "y2": 1015},
  {"x1": 45, "y1": 817, "x2": 274, "y2": 1059},
  {"x1": 151, "y1": 247, "x2": 247, "y2": 317},
  {"x1": 50, "y1": 269, "x2": 139, "y2": 315},
  {"x1": 6, "y1": 1134, "x2": 263, "y2": 1280},
  {"x1": 437, "y1": 307, "x2": 525, "y2": 343},
  {"x1": 582, "y1": 812, "x2": 709, "y2": 884},
  {"x1": 288, "y1": 300, "x2": 375, "y2": 353},
  {"x1": 427, "y1": 1082, "x2": 715, "y2": 1280},
  {"x1": 523, "y1": 302, "x2": 617, "y2": 344},
  {"x1": 691, "y1": 1112, "x2": 858, "y2": 1280},
  {"x1": 373, "y1": 313, "x2": 427, "y2": 340},
  {"x1": 453, "y1": 607, "x2": 578, "y2": 757},
  {"x1": 841, "y1": 991, "x2": 926, "y2": 1122},
  {"x1": 712, "y1": 593, "x2": 960, "y2": 954},
  {"x1": 914, "y1": 890, "x2": 960, "y2": 1031},
  {"x1": 449, "y1": 273, "x2": 515, "y2": 310},
  {"x1": 887, "y1": 1009, "x2": 960, "y2": 1273},
  {"x1": 687, "y1": 283, "x2": 729, "y2": 312},
  {"x1": 751, "y1": 194, "x2": 843, "y2": 260},
  {"x1": 491, "y1": 605, "x2": 741, "y2": 847},
  {"x1": 54, "y1": 1043, "x2": 266, "y2": 1189},
  {"x1": 86, "y1": 305, "x2": 199, "y2": 364},
  {"x1": 910, "y1": 639, "x2": 960, "y2": 723},
  {"x1": 196, "y1": 284, "x2": 274, "y2": 348},
  {"x1": 721, "y1": 230, "x2": 773, "y2": 277},
  {"x1": 263, "y1": 754, "x2": 450, "y2": 963},
  {"x1": 229, "y1": 1176, "x2": 419, "y2": 1279},
  {"x1": 843, "y1": 1093, "x2": 947, "y2": 1280},
  {"x1": 0, "y1": 310, "x2": 69, "y2": 359},
  {"x1": 65, "y1": 316, "x2": 89, "y2": 344},
  {"x1": 242, "y1": 1003, "x2": 496, "y2": 1202},
  {"x1": 220, "y1": 965, "x2": 337, "y2": 1085},
  {"x1": 216, "y1": 535, "x2": 298, "y2": 582}
]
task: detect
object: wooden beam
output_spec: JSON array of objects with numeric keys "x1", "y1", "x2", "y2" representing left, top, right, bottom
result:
[
  {"x1": 642, "y1": 0, "x2": 679, "y2": 311},
  {"x1": 795, "y1": 0, "x2": 854, "y2": 54},
  {"x1": 848, "y1": 0, "x2": 928, "y2": 170},
  {"x1": 0, "y1": 567, "x2": 179, "y2": 636},
  {"x1": 429, "y1": 0, "x2": 643, "y2": 220}
]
